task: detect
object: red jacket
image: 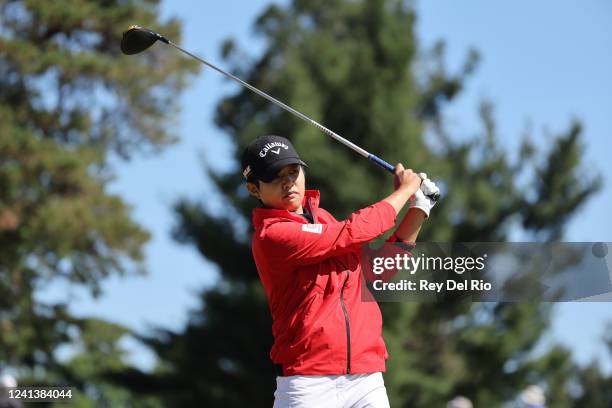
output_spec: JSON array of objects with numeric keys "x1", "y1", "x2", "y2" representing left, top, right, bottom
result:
[{"x1": 251, "y1": 190, "x2": 405, "y2": 376}]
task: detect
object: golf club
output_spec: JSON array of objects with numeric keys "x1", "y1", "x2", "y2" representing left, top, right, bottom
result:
[{"x1": 121, "y1": 25, "x2": 440, "y2": 201}]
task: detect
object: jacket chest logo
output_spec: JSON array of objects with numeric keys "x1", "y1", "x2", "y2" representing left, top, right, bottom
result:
[{"x1": 301, "y1": 224, "x2": 322, "y2": 234}]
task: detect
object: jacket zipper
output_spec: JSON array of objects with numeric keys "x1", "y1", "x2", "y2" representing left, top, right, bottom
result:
[
  {"x1": 307, "y1": 197, "x2": 316, "y2": 223},
  {"x1": 340, "y1": 272, "x2": 351, "y2": 374},
  {"x1": 308, "y1": 196, "x2": 350, "y2": 372}
]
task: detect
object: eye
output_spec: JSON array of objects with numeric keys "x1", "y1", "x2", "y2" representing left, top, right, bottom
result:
[{"x1": 274, "y1": 166, "x2": 299, "y2": 181}]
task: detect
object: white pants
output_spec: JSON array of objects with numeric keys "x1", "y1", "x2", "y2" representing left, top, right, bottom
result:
[{"x1": 273, "y1": 372, "x2": 390, "y2": 408}]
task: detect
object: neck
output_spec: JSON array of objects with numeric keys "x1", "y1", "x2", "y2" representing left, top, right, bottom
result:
[{"x1": 291, "y1": 205, "x2": 304, "y2": 214}]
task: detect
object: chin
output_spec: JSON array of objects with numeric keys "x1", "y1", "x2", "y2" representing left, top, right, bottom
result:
[
  {"x1": 285, "y1": 204, "x2": 300, "y2": 212},
  {"x1": 284, "y1": 200, "x2": 301, "y2": 212}
]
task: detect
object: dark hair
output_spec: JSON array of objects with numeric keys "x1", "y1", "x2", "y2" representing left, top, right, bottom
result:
[{"x1": 246, "y1": 173, "x2": 260, "y2": 186}]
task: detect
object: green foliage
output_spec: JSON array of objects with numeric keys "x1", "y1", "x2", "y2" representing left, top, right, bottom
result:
[
  {"x1": 0, "y1": 0, "x2": 197, "y2": 402},
  {"x1": 55, "y1": 319, "x2": 163, "y2": 408}
]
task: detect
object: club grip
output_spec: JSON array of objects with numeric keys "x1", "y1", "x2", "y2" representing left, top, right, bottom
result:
[
  {"x1": 367, "y1": 153, "x2": 440, "y2": 202},
  {"x1": 367, "y1": 153, "x2": 395, "y2": 173}
]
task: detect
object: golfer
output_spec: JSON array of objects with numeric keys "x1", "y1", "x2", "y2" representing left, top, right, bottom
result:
[{"x1": 243, "y1": 135, "x2": 439, "y2": 407}]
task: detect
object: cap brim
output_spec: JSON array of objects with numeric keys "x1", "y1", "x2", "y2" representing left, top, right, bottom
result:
[{"x1": 258, "y1": 158, "x2": 308, "y2": 182}]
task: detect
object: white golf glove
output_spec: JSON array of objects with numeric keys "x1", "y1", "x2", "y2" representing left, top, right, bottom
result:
[{"x1": 410, "y1": 172, "x2": 440, "y2": 218}]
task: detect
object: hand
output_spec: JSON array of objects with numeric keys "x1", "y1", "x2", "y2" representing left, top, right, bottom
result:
[
  {"x1": 394, "y1": 164, "x2": 422, "y2": 197},
  {"x1": 410, "y1": 173, "x2": 440, "y2": 218}
]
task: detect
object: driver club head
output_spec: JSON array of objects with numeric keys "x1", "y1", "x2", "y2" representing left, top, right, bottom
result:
[{"x1": 120, "y1": 25, "x2": 168, "y2": 55}]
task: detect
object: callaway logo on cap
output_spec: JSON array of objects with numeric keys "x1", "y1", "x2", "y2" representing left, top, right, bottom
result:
[
  {"x1": 259, "y1": 142, "x2": 289, "y2": 157},
  {"x1": 242, "y1": 135, "x2": 307, "y2": 183}
]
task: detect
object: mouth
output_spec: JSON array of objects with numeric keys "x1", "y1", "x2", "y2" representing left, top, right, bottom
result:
[{"x1": 283, "y1": 191, "x2": 299, "y2": 199}]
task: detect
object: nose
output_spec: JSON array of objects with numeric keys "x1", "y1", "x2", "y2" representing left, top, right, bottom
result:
[{"x1": 280, "y1": 173, "x2": 297, "y2": 188}]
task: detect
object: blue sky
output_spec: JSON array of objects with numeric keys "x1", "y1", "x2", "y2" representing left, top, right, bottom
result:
[{"x1": 41, "y1": 0, "x2": 611, "y2": 372}]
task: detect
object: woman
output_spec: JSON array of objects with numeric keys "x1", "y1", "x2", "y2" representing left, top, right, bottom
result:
[{"x1": 242, "y1": 135, "x2": 439, "y2": 407}]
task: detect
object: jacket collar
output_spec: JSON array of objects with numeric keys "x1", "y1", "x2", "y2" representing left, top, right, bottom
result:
[{"x1": 252, "y1": 190, "x2": 320, "y2": 229}]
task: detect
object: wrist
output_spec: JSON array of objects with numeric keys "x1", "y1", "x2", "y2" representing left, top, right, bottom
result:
[
  {"x1": 407, "y1": 206, "x2": 428, "y2": 219},
  {"x1": 394, "y1": 209, "x2": 424, "y2": 242},
  {"x1": 398, "y1": 184, "x2": 418, "y2": 197}
]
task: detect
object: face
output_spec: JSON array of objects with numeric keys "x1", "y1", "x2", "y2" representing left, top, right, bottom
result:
[{"x1": 247, "y1": 164, "x2": 306, "y2": 213}]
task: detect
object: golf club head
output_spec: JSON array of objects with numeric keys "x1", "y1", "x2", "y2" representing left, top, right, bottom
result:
[{"x1": 121, "y1": 25, "x2": 168, "y2": 55}]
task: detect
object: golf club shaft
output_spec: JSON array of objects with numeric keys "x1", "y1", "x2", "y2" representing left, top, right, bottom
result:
[
  {"x1": 167, "y1": 40, "x2": 439, "y2": 201},
  {"x1": 169, "y1": 42, "x2": 393, "y2": 171}
]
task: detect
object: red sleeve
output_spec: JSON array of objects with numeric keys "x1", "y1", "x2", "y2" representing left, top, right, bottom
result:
[
  {"x1": 259, "y1": 201, "x2": 397, "y2": 267},
  {"x1": 361, "y1": 233, "x2": 416, "y2": 283},
  {"x1": 385, "y1": 232, "x2": 417, "y2": 249}
]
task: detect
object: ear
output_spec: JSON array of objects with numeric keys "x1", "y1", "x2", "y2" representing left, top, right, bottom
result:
[{"x1": 246, "y1": 182, "x2": 260, "y2": 199}]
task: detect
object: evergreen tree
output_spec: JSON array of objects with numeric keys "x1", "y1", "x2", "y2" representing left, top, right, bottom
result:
[
  {"x1": 117, "y1": 1, "x2": 604, "y2": 406},
  {"x1": 44, "y1": 319, "x2": 163, "y2": 407},
  {"x1": 572, "y1": 324, "x2": 612, "y2": 406},
  {"x1": 0, "y1": 0, "x2": 197, "y2": 404}
]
